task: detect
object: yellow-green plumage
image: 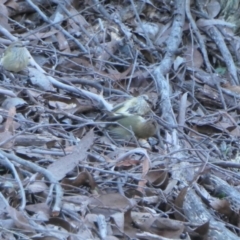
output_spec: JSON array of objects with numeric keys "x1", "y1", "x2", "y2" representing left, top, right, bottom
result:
[
  {"x1": 112, "y1": 95, "x2": 151, "y2": 116},
  {"x1": 1, "y1": 41, "x2": 30, "y2": 72},
  {"x1": 107, "y1": 115, "x2": 157, "y2": 140}
]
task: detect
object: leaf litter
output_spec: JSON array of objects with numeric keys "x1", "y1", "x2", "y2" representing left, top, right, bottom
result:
[{"x1": 0, "y1": 0, "x2": 240, "y2": 239}]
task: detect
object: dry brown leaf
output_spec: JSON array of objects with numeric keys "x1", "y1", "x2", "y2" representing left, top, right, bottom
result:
[
  {"x1": 90, "y1": 193, "x2": 135, "y2": 212},
  {"x1": 62, "y1": 195, "x2": 91, "y2": 216},
  {"x1": 174, "y1": 187, "x2": 188, "y2": 221},
  {"x1": 5, "y1": 0, "x2": 19, "y2": 10},
  {"x1": 0, "y1": 2, "x2": 11, "y2": 30},
  {"x1": 137, "y1": 179, "x2": 148, "y2": 193},
  {"x1": 25, "y1": 203, "x2": 50, "y2": 223},
  {"x1": 115, "y1": 158, "x2": 139, "y2": 167},
  {"x1": 107, "y1": 64, "x2": 133, "y2": 81},
  {"x1": 206, "y1": 0, "x2": 221, "y2": 18},
  {"x1": 2, "y1": 97, "x2": 27, "y2": 110},
  {"x1": 96, "y1": 36, "x2": 123, "y2": 62},
  {"x1": 123, "y1": 209, "x2": 138, "y2": 238},
  {"x1": 62, "y1": 171, "x2": 97, "y2": 190},
  {"x1": 110, "y1": 212, "x2": 124, "y2": 232},
  {"x1": 210, "y1": 198, "x2": 233, "y2": 216},
  {"x1": 146, "y1": 170, "x2": 169, "y2": 189},
  {"x1": 184, "y1": 44, "x2": 203, "y2": 68},
  {"x1": 56, "y1": 31, "x2": 70, "y2": 52},
  {"x1": 46, "y1": 217, "x2": 77, "y2": 233},
  {"x1": 222, "y1": 82, "x2": 240, "y2": 94},
  {"x1": 132, "y1": 212, "x2": 184, "y2": 238},
  {"x1": 26, "y1": 180, "x2": 48, "y2": 193},
  {"x1": 47, "y1": 129, "x2": 94, "y2": 180},
  {"x1": 23, "y1": 30, "x2": 58, "y2": 40},
  {"x1": 28, "y1": 67, "x2": 54, "y2": 91},
  {"x1": 193, "y1": 221, "x2": 210, "y2": 237},
  {"x1": 7, "y1": 206, "x2": 36, "y2": 232},
  {"x1": 0, "y1": 107, "x2": 16, "y2": 148},
  {"x1": 68, "y1": 7, "x2": 90, "y2": 28}
]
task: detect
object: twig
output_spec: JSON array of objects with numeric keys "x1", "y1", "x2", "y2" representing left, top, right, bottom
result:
[
  {"x1": 28, "y1": 55, "x2": 114, "y2": 111},
  {"x1": 129, "y1": 0, "x2": 155, "y2": 50},
  {"x1": 0, "y1": 192, "x2": 9, "y2": 207},
  {"x1": 127, "y1": 51, "x2": 138, "y2": 92},
  {"x1": 48, "y1": 76, "x2": 113, "y2": 110},
  {"x1": 153, "y1": 1, "x2": 185, "y2": 132},
  {"x1": 206, "y1": 26, "x2": 239, "y2": 85},
  {"x1": 0, "y1": 153, "x2": 26, "y2": 210},
  {"x1": 0, "y1": 25, "x2": 17, "y2": 42},
  {"x1": 78, "y1": 164, "x2": 141, "y2": 180},
  {"x1": 25, "y1": 0, "x2": 87, "y2": 52},
  {"x1": 0, "y1": 122, "x2": 92, "y2": 147},
  {"x1": 185, "y1": 0, "x2": 212, "y2": 73},
  {"x1": 0, "y1": 150, "x2": 63, "y2": 214},
  {"x1": 66, "y1": 78, "x2": 128, "y2": 96}
]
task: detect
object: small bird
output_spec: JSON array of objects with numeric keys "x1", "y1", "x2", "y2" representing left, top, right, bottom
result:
[
  {"x1": 112, "y1": 95, "x2": 151, "y2": 116},
  {"x1": 106, "y1": 115, "x2": 158, "y2": 140},
  {"x1": 1, "y1": 41, "x2": 30, "y2": 72}
]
